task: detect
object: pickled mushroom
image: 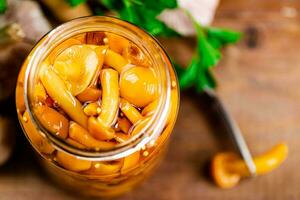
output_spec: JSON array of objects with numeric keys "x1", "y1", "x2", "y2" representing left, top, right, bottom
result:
[
  {"x1": 119, "y1": 98, "x2": 142, "y2": 124},
  {"x1": 69, "y1": 122, "x2": 115, "y2": 150},
  {"x1": 40, "y1": 63, "x2": 88, "y2": 128},
  {"x1": 87, "y1": 161, "x2": 123, "y2": 175},
  {"x1": 56, "y1": 151, "x2": 92, "y2": 172},
  {"x1": 77, "y1": 87, "x2": 102, "y2": 102},
  {"x1": 88, "y1": 117, "x2": 115, "y2": 141},
  {"x1": 98, "y1": 68, "x2": 119, "y2": 127},
  {"x1": 106, "y1": 33, "x2": 129, "y2": 54},
  {"x1": 22, "y1": 111, "x2": 55, "y2": 154},
  {"x1": 52, "y1": 45, "x2": 100, "y2": 96},
  {"x1": 120, "y1": 66, "x2": 158, "y2": 107},
  {"x1": 35, "y1": 105, "x2": 69, "y2": 139}
]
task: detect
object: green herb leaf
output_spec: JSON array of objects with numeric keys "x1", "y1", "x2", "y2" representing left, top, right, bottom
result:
[
  {"x1": 120, "y1": 0, "x2": 139, "y2": 23},
  {"x1": 142, "y1": 0, "x2": 177, "y2": 13},
  {"x1": 207, "y1": 36, "x2": 222, "y2": 49},
  {"x1": 179, "y1": 57, "x2": 199, "y2": 90},
  {"x1": 100, "y1": 0, "x2": 123, "y2": 10},
  {"x1": 178, "y1": 57, "x2": 217, "y2": 92},
  {"x1": 207, "y1": 27, "x2": 242, "y2": 46},
  {"x1": 66, "y1": 0, "x2": 86, "y2": 7},
  {"x1": 197, "y1": 35, "x2": 221, "y2": 69},
  {"x1": 0, "y1": 0, "x2": 7, "y2": 14},
  {"x1": 195, "y1": 69, "x2": 216, "y2": 93},
  {"x1": 194, "y1": 22, "x2": 221, "y2": 69},
  {"x1": 176, "y1": 10, "x2": 223, "y2": 92},
  {"x1": 93, "y1": 7, "x2": 105, "y2": 16},
  {"x1": 141, "y1": 15, "x2": 179, "y2": 36}
]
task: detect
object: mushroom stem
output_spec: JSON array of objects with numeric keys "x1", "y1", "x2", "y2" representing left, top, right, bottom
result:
[
  {"x1": 227, "y1": 143, "x2": 288, "y2": 177},
  {"x1": 40, "y1": 63, "x2": 88, "y2": 128},
  {"x1": 119, "y1": 98, "x2": 142, "y2": 124},
  {"x1": 98, "y1": 68, "x2": 119, "y2": 127}
]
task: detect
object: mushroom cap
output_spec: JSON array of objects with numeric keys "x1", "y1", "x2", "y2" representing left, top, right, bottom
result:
[
  {"x1": 211, "y1": 152, "x2": 241, "y2": 189},
  {"x1": 120, "y1": 66, "x2": 158, "y2": 107}
]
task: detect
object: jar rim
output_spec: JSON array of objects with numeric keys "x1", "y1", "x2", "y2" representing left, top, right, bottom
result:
[{"x1": 23, "y1": 16, "x2": 174, "y2": 161}]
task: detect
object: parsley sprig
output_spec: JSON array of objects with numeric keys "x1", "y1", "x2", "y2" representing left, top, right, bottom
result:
[{"x1": 179, "y1": 14, "x2": 241, "y2": 92}]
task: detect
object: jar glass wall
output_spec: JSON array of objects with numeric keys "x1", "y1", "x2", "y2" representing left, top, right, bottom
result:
[{"x1": 15, "y1": 16, "x2": 179, "y2": 198}]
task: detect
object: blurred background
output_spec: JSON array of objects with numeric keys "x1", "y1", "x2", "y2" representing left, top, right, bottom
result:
[{"x1": 0, "y1": 0, "x2": 299, "y2": 199}]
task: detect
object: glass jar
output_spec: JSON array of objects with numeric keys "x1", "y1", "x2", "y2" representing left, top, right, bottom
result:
[{"x1": 15, "y1": 16, "x2": 179, "y2": 198}]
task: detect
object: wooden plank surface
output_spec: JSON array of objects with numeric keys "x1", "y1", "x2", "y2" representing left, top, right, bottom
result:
[{"x1": 1, "y1": 0, "x2": 300, "y2": 199}]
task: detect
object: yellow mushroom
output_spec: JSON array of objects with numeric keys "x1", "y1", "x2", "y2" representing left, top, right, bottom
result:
[
  {"x1": 119, "y1": 99, "x2": 142, "y2": 124},
  {"x1": 115, "y1": 132, "x2": 131, "y2": 143},
  {"x1": 35, "y1": 105, "x2": 69, "y2": 139},
  {"x1": 56, "y1": 151, "x2": 92, "y2": 172},
  {"x1": 83, "y1": 102, "x2": 101, "y2": 116},
  {"x1": 104, "y1": 49, "x2": 128, "y2": 73},
  {"x1": 87, "y1": 161, "x2": 123, "y2": 175},
  {"x1": 106, "y1": 33, "x2": 129, "y2": 54},
  {"x1": 88, "y1": 117, "x2": 115, "y2": 141},
  {"x1": 52, "y1": 45, "x2": 100, "y2": 96},
  {"x1": 211, "y1": 143, "x2": 288, "y2": 189},
  {"x1": 141, "y1": 99, "x2": 158, "y2": 116},
  {"x1": 69, "y1": 122, "x2": 115, "y2": 150},
  {"x1": 121, "y1": 151, "x2": 140, "y2": 174},
  {"x1": 66, "y1": 138, "x2": 86, "y2": 149},
  {"x1": 22, "y1": 111, "x2": 55, "y2": 154},
  {"x1": 141, "y1": 88, "x2": 178, "y2": 119},
  {"x1": 122, "y1": 43, "x2": 149, "y2": 66},
  {"x1": 85, "y1": 31, "x2": 106, "y2": 45},
  {"x1": 40, "y1": 63, "x2": 88, "y2": 128},
  {"x1": 88, "y1": 45, "x2": 108, "y2": 87},
  {"x1": 33, "y1": 82, "x2": 47, "y2": 103},
  {"x1": 73, "y1": 33, "x2": 86, "y2": 43},
  {"x1": 120, "y1": 66, "x2": 158, "y2": 107},
  {"x1": 117, "y1": 117, "x2": 132, "y2": 134},
  {"x1": 76, "y1": 87, "x2": 102, "y2": 102},
  {"x1": 130, "y1": 117, "x2": 151, "y2": 136},
  {"x1": 98, "y1": 68, "x2": 119, "y2": 127},
  {"x1": 48, "y1": 38, "x2": 82, "y2": 64}
]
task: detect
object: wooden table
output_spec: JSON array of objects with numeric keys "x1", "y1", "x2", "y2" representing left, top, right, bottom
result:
[{"x1": 1, "y1": 0, "x2": 300, "y2": 199}]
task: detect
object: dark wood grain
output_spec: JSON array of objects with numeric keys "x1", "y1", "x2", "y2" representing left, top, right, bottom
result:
[{"x1": 1, "y1": 0, "x2": 300, "y2": 199}]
